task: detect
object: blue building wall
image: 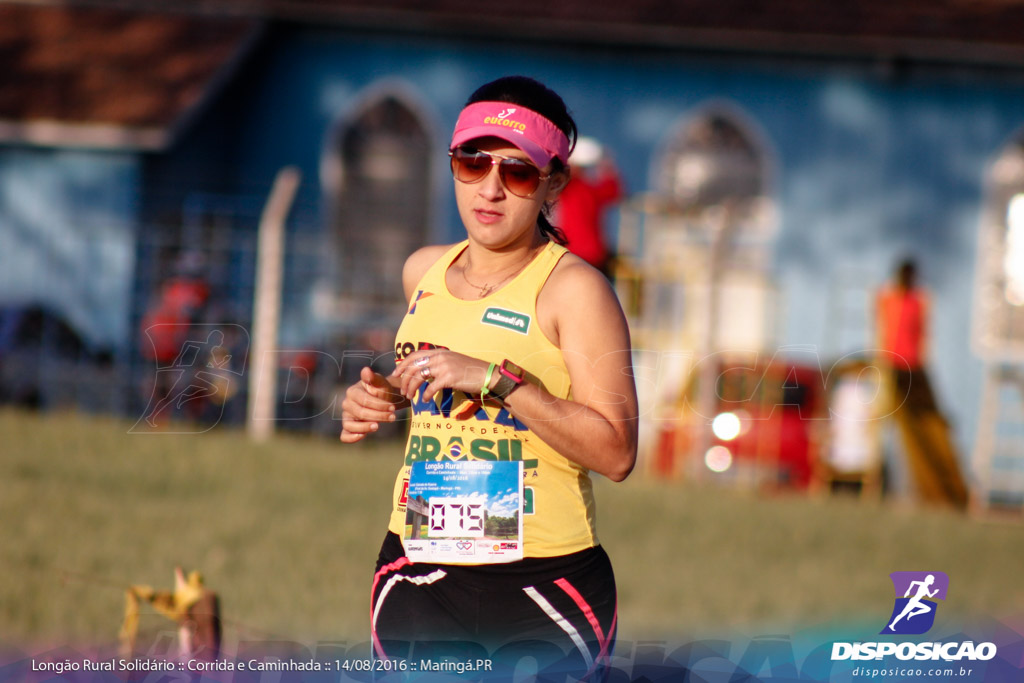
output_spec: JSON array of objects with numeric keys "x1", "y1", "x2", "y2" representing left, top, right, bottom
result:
[
  {"x1": 6, "y1": 25, "x2": 1018, "y2": 452},
  {"x1": 0, "y1": 146, "x2": 139, "y2": 350}
]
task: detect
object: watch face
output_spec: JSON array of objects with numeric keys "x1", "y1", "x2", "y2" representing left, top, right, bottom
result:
[{"x1": 501, "y1": 360, "x2": 524, "y2": 379}]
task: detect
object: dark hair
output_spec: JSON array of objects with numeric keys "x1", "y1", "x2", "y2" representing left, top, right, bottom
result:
[
  {"x1": 896, "y1": 258, "x2": 917, "y2": 289},
  {"x1": 465, "y1": 75, "x2": 577, "y2": 245}
]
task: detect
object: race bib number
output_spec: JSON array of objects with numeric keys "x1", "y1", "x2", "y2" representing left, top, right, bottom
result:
[{"x1": 403, "y1": 460, "x2": 524, "y2": 563}]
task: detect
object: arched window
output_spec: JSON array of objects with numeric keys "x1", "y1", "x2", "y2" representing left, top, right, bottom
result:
[
  {"x1": 621, "y1": 105, "x2": 778, "y2": 478},
  {"x1": 327, "y1": 90, "x2": 432, "y2": 319},
  {"x1": 654, "y1": 107, "x2": 767, "y2": 218},
  {"x1": 974, "y1": 132, "x2": 1024, "y2": 359}
]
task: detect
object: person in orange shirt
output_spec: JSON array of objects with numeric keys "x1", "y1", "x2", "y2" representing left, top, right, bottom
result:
[
  {"x1": 877, "y1": 259, "x2": 929, "y2": 372},
  {"x1": 875, "y1": 258, "x2": 968, "y2": 508}
]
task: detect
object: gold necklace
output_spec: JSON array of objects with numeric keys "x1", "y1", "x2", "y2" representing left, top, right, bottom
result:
[{"x1": 460, "y1": 250, "x2": 535, "y2": 298}]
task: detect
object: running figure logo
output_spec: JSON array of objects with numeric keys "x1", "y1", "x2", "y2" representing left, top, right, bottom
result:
[{"x1": 881, "y1": 571, "x2": 949, "y2": 635}]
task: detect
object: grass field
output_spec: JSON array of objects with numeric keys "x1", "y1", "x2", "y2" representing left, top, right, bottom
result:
[{"x1": 3, "y1": 408, "x2": 1023, "y2": 655}]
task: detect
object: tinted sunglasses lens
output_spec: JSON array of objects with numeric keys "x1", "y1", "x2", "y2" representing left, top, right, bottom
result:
[
  {"x1": 450, "y1": 148, "x2": 543, "y2": 197},
  {"x1": 451, "y1": 149, "x2": 491, "y2": 182},
  {"x1": 498, "y1": 160, "x2": 542, "y2": 197}
]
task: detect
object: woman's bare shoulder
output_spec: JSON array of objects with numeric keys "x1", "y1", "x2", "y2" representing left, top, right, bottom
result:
[
  {"x1": 402, "y1": 243, "x2": 460, "y2": 299},
  {"x1": 538, "y1": 249, "x2": 627, "y2": 343},
  {"x1": 545, "y1": 250, "x2": 617, "y2": 302}
]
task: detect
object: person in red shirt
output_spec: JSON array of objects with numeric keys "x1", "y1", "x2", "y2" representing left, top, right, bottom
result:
[
  {"x1": 138, "y1": 251, "x2": 212, "y2": 426},
  {"x1": 554, "y1": 137, "x2": 623, "y2": 277}
]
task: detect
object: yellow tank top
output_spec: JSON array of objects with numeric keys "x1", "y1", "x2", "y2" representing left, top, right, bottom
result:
[{"x1": 388, "y1": 240, "x2": 598, "y2": 560}]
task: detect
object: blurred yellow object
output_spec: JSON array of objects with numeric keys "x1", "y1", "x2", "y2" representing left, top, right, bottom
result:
[{"x1": 119, "y1": 567, "x2": 214, "y2": 659}]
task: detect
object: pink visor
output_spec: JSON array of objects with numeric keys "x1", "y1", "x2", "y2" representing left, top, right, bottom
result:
[{"x1": 450, "y1": 101, "x2": 570, "y2": 168}]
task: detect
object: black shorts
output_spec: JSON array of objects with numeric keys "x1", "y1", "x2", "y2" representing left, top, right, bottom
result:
[{"x1": 371, "y1": 532, "x2": 617, "y2": 680}]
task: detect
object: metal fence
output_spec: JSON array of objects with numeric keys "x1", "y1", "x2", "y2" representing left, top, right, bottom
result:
[{"x1": 1, "y1": 194, "x2": 410, "y2": 439}]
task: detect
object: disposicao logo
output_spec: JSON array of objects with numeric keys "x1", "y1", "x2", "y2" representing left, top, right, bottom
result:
[
  {"x1": 882, "y1": 571, "x2": 947, "y2": 635},
  {"x1": 481, "y1": 307, "x2": 531, "y2": 334},
  {"x1": 831, "y1": 571, "x2": 997, "y2": 663}
]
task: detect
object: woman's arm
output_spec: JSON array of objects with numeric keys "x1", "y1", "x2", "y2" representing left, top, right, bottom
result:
[{"x1": 503, "y1": 258, "x2": 638, "y2": 481}]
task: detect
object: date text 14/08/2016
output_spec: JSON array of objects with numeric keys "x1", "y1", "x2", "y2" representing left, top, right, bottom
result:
[{"x1": 340, "y1": 659, "x2": 494, "y2": 674}]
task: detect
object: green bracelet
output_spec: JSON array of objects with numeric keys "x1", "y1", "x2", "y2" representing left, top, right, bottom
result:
[{"x1": 481, "y1": 362, "x2": 498, "y2": 397}]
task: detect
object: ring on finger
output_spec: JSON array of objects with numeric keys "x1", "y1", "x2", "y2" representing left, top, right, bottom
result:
[
  {"x1": 414, "y1": 356, "x2": 430, "y2": 367},
  {"x1": 420, "y1": 366, "x2": 432, "y2": 380}
]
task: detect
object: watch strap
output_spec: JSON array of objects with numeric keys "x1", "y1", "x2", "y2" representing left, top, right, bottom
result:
[
  {"x1": 492, "y1": 359, "x2": 525, "y2": 400},
  {"x1": 491, "y1": 374, "x2": 519, "y2": 400}
]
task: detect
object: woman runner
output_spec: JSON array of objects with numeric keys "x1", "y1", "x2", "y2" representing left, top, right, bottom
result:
[{"x1": 340, "y1": 75, "x2": 638, "y2": 680}]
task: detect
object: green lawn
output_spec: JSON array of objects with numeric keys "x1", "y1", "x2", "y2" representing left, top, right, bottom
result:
[{"x1": 3, "y1": 409, "x2": 1022, "y2": 654}]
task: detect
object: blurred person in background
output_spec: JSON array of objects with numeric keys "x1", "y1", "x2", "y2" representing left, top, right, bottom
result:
[
  {"x1": 553, "y1": 136, "x2": 623, "y2": 279},
  {"x1": 138, "y1": 251, "x2": 211, "y2": 426},
  {"x1": 875, "y1": 257, "x2": 968, "y2": 509},
  {"x1": 339, "y1": 75, "x2": 637, "y2": 680}
]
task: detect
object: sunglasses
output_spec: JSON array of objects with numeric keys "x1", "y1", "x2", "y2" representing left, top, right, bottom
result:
[{"x1": 448, "y1": 147, "x2": 552, "y2": 198}]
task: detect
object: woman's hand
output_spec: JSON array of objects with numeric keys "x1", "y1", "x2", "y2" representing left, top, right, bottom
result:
[
  {"x1": 339, "y1": 367, "x2": 404, "y2": 443},
  {"x1": 392, "y1": 349, "x2": 491, "y2": 403}
]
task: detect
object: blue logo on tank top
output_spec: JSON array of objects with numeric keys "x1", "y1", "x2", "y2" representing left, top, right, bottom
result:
[
  {"x1": 413, "y1": 385, "x2": 528, "y2": 431},
  {"x1": 407, "y1": 290, "x2": 434, "y2": 315}
]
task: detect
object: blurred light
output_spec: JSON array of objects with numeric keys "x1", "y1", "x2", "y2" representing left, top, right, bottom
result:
[
  {"x1": 711, "y1": 412, "x2": 742, "y2": 441},
  {"x1": 705, "y1": 445, "x2": 733, "y2": 473}
]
